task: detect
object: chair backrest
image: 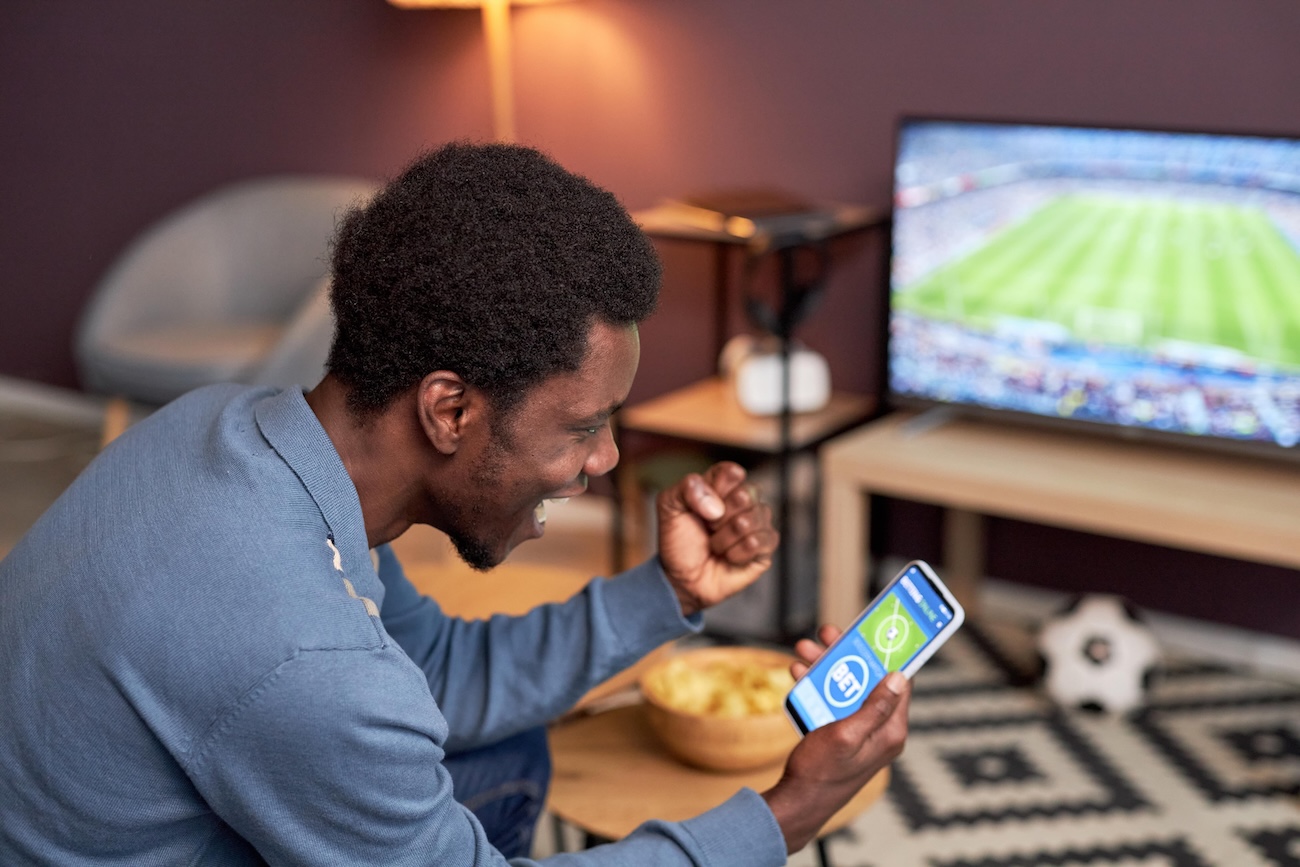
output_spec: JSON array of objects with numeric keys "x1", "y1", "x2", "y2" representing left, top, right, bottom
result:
[
  {"x1": 75, "y1": 175, "x2": 377, "y2": 401},
  {"x1": 77, "y1": 175, "x2": 377, "y2": 353}
]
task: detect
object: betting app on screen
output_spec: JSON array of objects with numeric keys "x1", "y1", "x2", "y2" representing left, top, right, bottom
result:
[{"x1": 788, "y1": 564, "x2": 953, "y2": 731}]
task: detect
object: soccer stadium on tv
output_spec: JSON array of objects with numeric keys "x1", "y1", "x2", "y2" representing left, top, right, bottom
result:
[{"x1": 889, "y1": 120, "x2": 1300, "y2": 449}]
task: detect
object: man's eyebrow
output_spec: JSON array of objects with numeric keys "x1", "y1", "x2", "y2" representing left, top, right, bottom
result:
[{"x1": 573, "y1": 402, "x2": 624, "y2": 426}]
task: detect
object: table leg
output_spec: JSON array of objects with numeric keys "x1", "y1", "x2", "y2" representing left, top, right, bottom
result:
[
  {"x1": 820, "y1": 471, "x2": 869, "y2": 629},
  {"x1": 550, "y1": 815, "x2": 568, "y2": 853},
  {"x1": 612, "y1": 456, "x2": 643, "y2": 574},
  {"x1": 100, "y1": 396, "x2": 132, "y2": 448},
  {"x1": 941, "y1": 508, "x2": 985, "y2": 618}
]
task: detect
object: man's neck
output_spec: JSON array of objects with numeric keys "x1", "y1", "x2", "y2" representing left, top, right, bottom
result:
[{"x1": 304, "y1": 376, "x2": 423, "y2": 549}]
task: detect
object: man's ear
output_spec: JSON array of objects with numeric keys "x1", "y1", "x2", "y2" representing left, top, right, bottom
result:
[{"x1": 417, "y1": 371, "x2": 474, "y2": 455}]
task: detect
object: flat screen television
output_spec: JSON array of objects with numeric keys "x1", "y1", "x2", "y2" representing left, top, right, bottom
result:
[{"x1": 886, "y1": 116, "x2": 1300, "y2": 461}]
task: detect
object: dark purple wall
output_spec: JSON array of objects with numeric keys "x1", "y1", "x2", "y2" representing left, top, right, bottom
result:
[
  {"x1": 6, "y1": 0, "x2": 1298, "y2": 392},
  {"x1": 0, "y1": 0, "x2": 485, "y2": 384},
  {"x1": 3, "y1": 0, "x2": 1298, "y2": 636}
]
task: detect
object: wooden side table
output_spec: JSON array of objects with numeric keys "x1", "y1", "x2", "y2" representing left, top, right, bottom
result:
[
  {"x1": 613, "y1": 377, "x2": 875, "y2": 640},
  {"x1": 547, "y1": 703, "x2": 889, "y2": 866},
  {"x1": 618, "y1": 376, "x2": 875, "y2": 454}
]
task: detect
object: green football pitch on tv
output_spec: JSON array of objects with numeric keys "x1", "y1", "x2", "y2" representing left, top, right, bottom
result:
[{"x1": 896, "y1": 194, "x2": 1300, "y2": 370}]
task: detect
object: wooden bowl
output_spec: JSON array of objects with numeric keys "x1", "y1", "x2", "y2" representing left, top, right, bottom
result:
[{"x1": 639, "y1": 646, "x2": 801, "y2": 772}]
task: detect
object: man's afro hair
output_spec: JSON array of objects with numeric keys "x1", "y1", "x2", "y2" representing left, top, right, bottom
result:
[{"x1": 326, "y1": 141, "x2": 661, "y2": 417}]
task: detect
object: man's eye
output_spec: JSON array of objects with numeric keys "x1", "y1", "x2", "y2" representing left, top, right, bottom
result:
[{"x1": 582, "y1": 426, "x2": 601, "y2": 437}]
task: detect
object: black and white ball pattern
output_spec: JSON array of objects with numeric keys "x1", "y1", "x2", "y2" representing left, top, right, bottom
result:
[{"x1": 1037, "y1": 594, "x2": 1161, "y2": 714}]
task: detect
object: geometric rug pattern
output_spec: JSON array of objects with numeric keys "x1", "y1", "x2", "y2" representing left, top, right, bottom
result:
[{"x1": 814, "y1": 618, "x2": 1300, "y2": 867}]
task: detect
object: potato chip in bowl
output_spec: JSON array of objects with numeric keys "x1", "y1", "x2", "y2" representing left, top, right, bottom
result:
[{"x1": 640, "y1": 646, "x2": 800, "y2": 771}]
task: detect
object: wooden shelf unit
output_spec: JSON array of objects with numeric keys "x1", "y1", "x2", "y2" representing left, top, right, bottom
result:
[{"x1": 613, "y1": 378, "x2": 875, "y2": 639}]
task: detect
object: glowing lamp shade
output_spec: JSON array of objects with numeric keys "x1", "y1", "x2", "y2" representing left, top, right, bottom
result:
[{"x1": 388, "y1": 0, "x2": 572, "y2": 143}]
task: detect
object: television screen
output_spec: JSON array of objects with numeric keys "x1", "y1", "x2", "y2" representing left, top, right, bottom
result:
[{"x1": 887, "y1": 117, "x2": 1300, "y2": 456}]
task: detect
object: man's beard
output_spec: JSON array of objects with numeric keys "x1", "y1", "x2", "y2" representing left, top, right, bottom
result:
[
  {"x1": 449, "y1": 528, "x2": 499, "y2": 572},
  {"x1": 446, "y1": 428, "x2": 511, "y2": 572}
]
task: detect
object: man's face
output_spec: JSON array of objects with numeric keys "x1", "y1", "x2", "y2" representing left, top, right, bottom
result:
[{"x1": 442, "y1": 320, "x2": 640, "y2": 570}]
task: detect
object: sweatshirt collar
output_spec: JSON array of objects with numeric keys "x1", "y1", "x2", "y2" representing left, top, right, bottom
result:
[{"x1": 253, "y1": 388, "x2": 374, "y2": 582}]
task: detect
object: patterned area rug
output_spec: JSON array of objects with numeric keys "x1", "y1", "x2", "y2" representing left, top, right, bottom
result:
[{"x1": 812, "y1": 617, "x2": 1300, "y2": 867}]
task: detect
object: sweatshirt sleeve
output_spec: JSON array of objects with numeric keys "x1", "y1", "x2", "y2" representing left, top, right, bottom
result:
[
  {"x1": 185, "y1": 643, "x2": 786, "y2": 867},
  {"x1": 375, "y1": 546, "x2": 700, "y2": 751}
]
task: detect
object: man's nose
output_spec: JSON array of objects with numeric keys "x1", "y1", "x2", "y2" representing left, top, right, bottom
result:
[{"x1": 584, "y1": 426, "x2": 619, "y2": 478}]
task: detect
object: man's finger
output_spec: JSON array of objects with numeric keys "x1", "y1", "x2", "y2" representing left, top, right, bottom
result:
[
  {"x1": 718, "y1": 526, "x2": 779, "y2": 567},
  {"x1": 686, "y1": 475, "x2": 726, "y2": 521},
  {"x1": 661, "y1": 473, "x2": 725, "y2": 522},
  {"x1": 792, "y1": 627, "x2": 840, "y2": 669},
  {"x1": 703, "y1": 462, "x2": 748, "y2": 502},
  {"x1": 794, "y1": 637, "x2": 823, "y2": 666},
  {"x1": 707, "y1": 502, "x2": 773, "y2": 556},
  {"x1": 722, "y1": 478, "x2": 759, "y2": 519},
  {"x1": 818, "y1": 624, "x2": 842, "y2": 648},
  {"x1": 846, "y1": 672, "x2": 909, "y2": 734},
  {"x1": 790, "y1": 626, "x2": 842, "y2": 681}
]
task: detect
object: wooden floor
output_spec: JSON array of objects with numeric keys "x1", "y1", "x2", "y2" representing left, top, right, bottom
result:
[
  {"x1": 389, "y1": 496, "x2": 614, "y2": 586},
  {"x1": 0, "y1": 409, "x2": 102, "y2": 558}
]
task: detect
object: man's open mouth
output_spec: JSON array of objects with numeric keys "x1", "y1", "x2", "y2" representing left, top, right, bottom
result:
[{"x1": 533, "y1": 497, "x2": 571, "y2": 526}]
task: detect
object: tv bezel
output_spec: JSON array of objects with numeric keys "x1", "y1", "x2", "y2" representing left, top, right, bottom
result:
[{"x1": 880, "y1": 113, "x2": 1300, "y2": 466}]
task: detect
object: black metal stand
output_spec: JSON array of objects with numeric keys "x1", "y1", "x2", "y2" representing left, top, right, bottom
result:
[
  {"x1": 610, "y1": 205, "x2": 888, "y2": 643},
  {"x1": 760, "y1": 240, "x2": 831, "y2": 641}
]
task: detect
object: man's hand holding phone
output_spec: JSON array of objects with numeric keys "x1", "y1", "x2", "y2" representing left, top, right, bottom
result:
[
  {"x1": 786, "y1": 561, "x2": 963, "y2": 734},
  {"x1": 760, "y1": 625, "x2": 912, "y2": 855},
  {"x1": 761, "y1": 561, "x2": 963, "y2": 853}
]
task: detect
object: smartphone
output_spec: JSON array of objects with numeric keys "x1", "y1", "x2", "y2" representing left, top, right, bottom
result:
[{"x1": 785, "y1": 560, "x2": 964, "y2": 735}]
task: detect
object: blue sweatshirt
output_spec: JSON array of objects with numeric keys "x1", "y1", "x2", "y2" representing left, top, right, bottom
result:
[{"x1": 0, "y1": 386, "x2": 786, "y2": 866}]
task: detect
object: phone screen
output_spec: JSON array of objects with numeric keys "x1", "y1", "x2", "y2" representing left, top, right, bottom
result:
[{"x1": 786, "y1": 563, "x2": 957, "y2": 733}]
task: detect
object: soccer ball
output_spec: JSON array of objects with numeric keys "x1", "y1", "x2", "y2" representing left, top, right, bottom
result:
[{"x1": 1036, "y1": 594, "x2": 1160, "y2": 714}]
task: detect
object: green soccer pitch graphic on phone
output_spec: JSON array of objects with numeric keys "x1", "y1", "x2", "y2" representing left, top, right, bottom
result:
[{"x1": 785, "y1": 560, "x2": 964, "y2": 735}]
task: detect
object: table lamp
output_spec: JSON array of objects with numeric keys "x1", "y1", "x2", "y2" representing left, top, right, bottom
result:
[{"x1": 388, "y1": 0, "x2": 570, "y2": 142}]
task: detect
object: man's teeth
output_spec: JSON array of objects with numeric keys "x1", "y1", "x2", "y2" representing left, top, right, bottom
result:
[{"x1": 533, "y1": 498, "x2": 571, "y2": 526}]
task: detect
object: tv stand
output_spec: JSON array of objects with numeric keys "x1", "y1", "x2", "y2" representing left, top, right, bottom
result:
[
  {"x1": 819, "y1": 411, "x2": 1300, "y2": 625},
  {"x1": 897, "y1": 405, "x2": 960, "y2": 438}
]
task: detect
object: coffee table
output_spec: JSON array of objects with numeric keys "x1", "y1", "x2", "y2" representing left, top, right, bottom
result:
[{"x1": 547, "y1": 703, "x2": 889, "y2": 866}]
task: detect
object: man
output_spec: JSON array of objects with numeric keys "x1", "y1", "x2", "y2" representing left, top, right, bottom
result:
[{"x1": 0, "y1": 143, "x2": 910, "y2": 865}]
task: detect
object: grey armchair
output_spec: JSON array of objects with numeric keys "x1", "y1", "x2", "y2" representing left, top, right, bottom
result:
[{"x1": 76, "y1": 175, "x2": 377, "y2": 406}]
